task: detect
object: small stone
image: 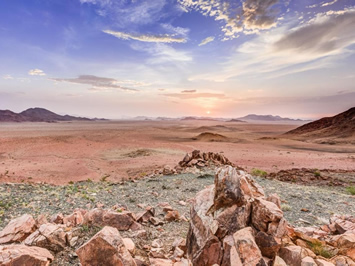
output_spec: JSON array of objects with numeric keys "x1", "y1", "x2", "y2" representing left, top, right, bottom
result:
[
  {"x1": 301, "y1": 256, "x2": 317, "y2": 266},
  {"x1": 165, "y1": 210, "x2": 180, "y2": 222},
  {"x1": 123, "y1": 238, "x2": 136, "y2": 256}
]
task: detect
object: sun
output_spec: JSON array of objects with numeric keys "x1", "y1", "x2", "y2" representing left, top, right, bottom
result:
[{"x1": 206, "y1": 111, "x2": 211, "y2": 115}]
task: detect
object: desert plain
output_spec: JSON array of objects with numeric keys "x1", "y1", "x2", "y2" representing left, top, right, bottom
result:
[{"x1": 0, "y1": 120, "x2": 354, "y2": 185}]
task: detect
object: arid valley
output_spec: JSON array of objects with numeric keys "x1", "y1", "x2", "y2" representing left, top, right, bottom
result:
[{"x1": 1, "y1": 119, "x2": 354, "y2": 185}]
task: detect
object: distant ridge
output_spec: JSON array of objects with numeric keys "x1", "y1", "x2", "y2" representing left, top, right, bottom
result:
[
  {"x1": 237, "y1": 114, "x2": 305, "y2": 122},
  {"x1": 284, "y1": 107, "x2": 355, "y2": 140},
  {"x1": 0, "y1": 107, "x2": 102, "y2": 122}
]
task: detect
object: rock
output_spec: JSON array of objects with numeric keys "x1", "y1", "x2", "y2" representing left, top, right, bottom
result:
[
  {"x1": 221, "y1": 235, "x2": 242, "y2": 266},
  {"x1": 76, "y1": 226, "x2": 136, "y2": 266},
  {"x1": 149, "y1": 248, "x2": 167, "y2": 259},
  {"x1": 173, "y1": 247, "x2": 184, "y2": 258},
  {"x1": 336, "y1": 232, "x2": 355, "y2": 248},
  {"x1": 330, "y1": 215, "x2": 355, "y2": 234},
  {"x1": 152, "y1": 239, "x2": 163, "y2": 248},
  {"x1": 273, "y1": 256, "x2": 288, "y2": 266},
  {"x1": 233, "y1": 227, "x2": 263, "y2": 265},
  {"x1": 0, "y1": 214, "x2": 36, "y2": 244},
  {"x1": 266, "y1": 194, "x2": 282, "y2": 209},
  {"x1": 63, "y1": 210, "x2": 84, "y2": 227},
  {"x1": 150, "y1": 217, "x2": 164, "y2": 226},
  {"x1": 183, "y1": 154, "x2": 191, "y2": 163},
  {"x1": 165, "y1": 210, "x2": 180, "y2": 222},
  {"x1": 172, "y1": 237, "x2": 187, "y2": 253},
  {"x1": 36, "y1": 214, "x2": 48, "y2": 227},
  {"x1": 24, "y1": 223, "x2": 67, "y2": 252},
  {"x1": 252, "y1": 198, "x2": 283, "y2": 232},
  {"x1": 50, "y1": 213, "x2": 64, "y2": 224},
  {"x1": 123, "y1": 238, "x2": 136, "y2": 256},
  {"x1": 278, "y1": 245, "x2": 303, "y2": 266},
  {"x1": 136, "y1": 207, "x2": 155, "y2": 223},
  {"x1": 0, "y1": 244, "x2": 54, "y2": 266},
  {"x1": 255, "y1": 231, "x2": 281, "y2": 258},
  {"x1": 331, "y1": 255, "x2": 355, "y2": 266},
  {"x1": 131, "y1": 229, "x2": 147, "y2": 239},
  {"x1": 149, "y1": 258, "x2": 173, "y2": 266},
  {"x1": 301, "y1": 256, "x2": 317, "y2": 266},
  {"x1": 186, "y1": 185, "x2": 223, "y2": 265},
  {"x1": 84, "y1": 208, "x2": 137, "y2": 231},
  {"x1": 314, "y1": 258, "x2": 335, "y2": 266}
]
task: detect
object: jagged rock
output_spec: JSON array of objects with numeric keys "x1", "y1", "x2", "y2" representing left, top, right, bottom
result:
[
  {"x1": 252, "y1": 198, "x2": 283, "y2": 232},
  {"x1": 84, "y1": 208, "x2": 137, "y2": 231},
  {"x1": 63, "y1": 210, "x2": 84, "y2": 227},
  {"x1": 0, "y1": 214, "x2": 36, "y2": 244},
  {"x1": 36, "y1": 214, "x2": 48, "y2": 227},
  {"x1": 24, "y1": 223, "x2": 67, "y2": 252},
  {"x1": 301, "y1": 256, "x2": 317, "y2": 266},
  {"x1": 314, "y1": 258, "x2": 335, "y2": 266},
  {"x1": 50, "y1": 213, "x2": 64, "y2": 224},
  {"x1": 123, "y1": 238, "x2": 136, "y2": 256},
  {"x1": 172, "y1": 237, "x2": 187, "y2": 253},
  {"x1": 136, "y1": 207, "x2": 155, "y2": 223},
  {"x1": 266, "y1": 194, "x2": 282, "y2": 209},
  {"x1": 149, "y1": 258, "x2": 173, "y2": 266},
  {"x1": 233, "y1": 227, "x2": 263, "y2": 265},
  {"x1": 76, "y1": 226, "x2": 136, "y2": 266},
  {"x1": 273, "y1": 256, "x2": 288, "y2": 266},
  {"x1": 150, "y1": 217, "x2": 164, "y2": 226},
  {"x1": 0, "y1": 244, "x2": 54, "y2": 266},
  {"x1": 165, "y1": 210, "x2": 180, "y2": 222},
  {"x1": 255, "y1": 231, "x2": 281, "y2": 258},
  {"x1": 331, "y1": 255, "x2": 355, "y2": 265},
  {"x1": 278, "y1": 245, "x2": 303, "y2": 266}
]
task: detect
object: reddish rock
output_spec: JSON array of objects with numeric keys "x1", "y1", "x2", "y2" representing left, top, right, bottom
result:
[
  {"x1": 0, "y1": 244, "x2": 53, "y2": 266},
  {"x1": 136, "y1": 207, "x2": 155, "y2": 223},
  {"x1": 76, "y1": 226, "x2": 136, "y2": 266},
  {"x1": 233, "y1": 227, "x2": 263, "y2": 265},
  {"x1": 24, "y1": 223, "x2": 67, "y2": 252},
  {"x1": 255, "y1": 231, "x2": 281, "y2": 258},
  {"x1": 301, "y1": 256, "x2": 317, "y2": 266},
  {"x1": 123, "y1": 238, "x2": 136, "y2": 256},
  {"x1": 35, "y1": 214, "x2": 48, "y2": 227},
  {"x1": 314, "y1": 258, "x2": 335, "y2": 266},
  {"x1": 63, "y1": 210, "x2": 84, "y2": 227},
  {"x1": 149, "y1": 258, "x2": 173, "y2": 266},
  {"x1": 252, "y1": 198, "x2": 283, "y2": 232},
  {"x1": 83, "y1": 208, "x2": 106, "y2": 226},
  {"x1": 336, "y1": 232, "x2": 355, "y2": 249},
  {"x1": 0, "y1": 214, "x2": 36, "y2": 244},
  {"x1": 50, "y1": 213, "x2": 64, "y2": 224},
  {"x1": 266, "y1": 194, "x2": 282, "y2": 209},
  {"x1": 150, "y1": 217, "x2": 164, "y2": 226},
  {"x1": 172, "y1": 237, "x2": 187, "y2": 253},
  {"x1": 273, "y1": 256, "x2": 288, "y2": 266},
  {"x1": 165, "y1": 210, "x2": 180, "y2": 222},
  {"x1": 221, "y1": 235, "x2": 242, "y2": 266},
  {"x1": 278, "y1": 245, "x2": 303, "y2": 266}
]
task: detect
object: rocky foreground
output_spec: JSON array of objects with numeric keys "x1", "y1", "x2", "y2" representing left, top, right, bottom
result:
[{"x1": 0, "y1": 164, "x2": 354, "y2": 265}]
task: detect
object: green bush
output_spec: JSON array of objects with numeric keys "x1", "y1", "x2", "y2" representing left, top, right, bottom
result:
[
  {"x1": 251, "y1": 168, "x2": 267, "y2": 177},
  {"x1": 346, "y1": 186, "x2": 355, "y2": 195}
]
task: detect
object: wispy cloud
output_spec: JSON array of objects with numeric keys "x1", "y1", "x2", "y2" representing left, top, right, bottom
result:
[
  {"x1": 162, "y1": 92, "x2": 226, "y2": 99},
  {"x1": 28, "y1": 69, "x2": 46, "y2": 76},
  {"x1": 2, "y1": 75, "x2": 14, "y2": 80},
  {"x1": 322, "y1": 0, "x2": 338, "y2": 7},
  {"x1": 51, "y1": 75, "x2": 138, "y2": 92},
  {"x1": 179, "y1": 0, "x2": 282, "y2": 39},
  {"x1": 199, "y1": 36, "x2": 215, "y2": 46},
  {"x1": 103, "y1": 30, "x2": 187, "y2": 43},
  {"x1": 181, "y1": 89, "x2": 196, "y2": 93}
]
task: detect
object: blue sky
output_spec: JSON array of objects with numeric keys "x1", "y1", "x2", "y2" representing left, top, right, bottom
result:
[{"x1": 0, "y1": 0, "x2": 355, "y2": 119}]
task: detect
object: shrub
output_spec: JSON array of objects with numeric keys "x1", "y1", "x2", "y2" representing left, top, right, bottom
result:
[
  {"x1": 346, "y1": 186, "x2": 355, "y2": 195},
  {"x1": 251, "y1": 168, "x2": 267, "y2": 177}
]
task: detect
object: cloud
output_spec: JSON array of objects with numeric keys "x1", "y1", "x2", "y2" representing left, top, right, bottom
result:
[
  {"x1": 162, "y1": 92, "x2": 226, "y2": 99},
  {"x1": 181, "y1": 90, "x2": 196, "y2": 93},
  {"x1": 103, "y1": 30, "x2": 187, "y2": 43},
  {"x1": 2, "y1": 75, "x2": 14, "y2": 80},
  {"x1": 190, "y1": 8, "x2": 355, "y2": 82},
  {"x1": 322, "y1": 0, "x2": 338, "y2": 7},
  {"x1": 51, "y1": 75, "x2": 138, "y2": 92},
  {"x1": 179, "y1": 0, "x2": 282, "y2": 39},
  {"x1": 199, "y1": 36, "x2": 215, "y2": 46},
  {"x1": 274, "y1": 10, "x2": 355, "y2": 54},
  {"x1": 28, "y1": 69, "x2": 46, "y2": 76}
]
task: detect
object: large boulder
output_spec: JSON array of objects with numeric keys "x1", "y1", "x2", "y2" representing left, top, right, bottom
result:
[
  {"x1": 76, "y1": 226, "x2": 136, "y2": 266},
  {"x1": 186, "y1": 166, "x2": 287, "y2": 265},
  {"x1": 0, "y1": 214, "x2": 36, "y2": 244},
  {"x1": 0, "y1": 244, "x2": 53, "y2": 266}
]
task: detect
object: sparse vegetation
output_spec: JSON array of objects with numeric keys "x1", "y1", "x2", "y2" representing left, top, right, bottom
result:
[
  {"x1": 314, "y1": 170, "x2": 321, "y2": 177},
  {"x1": 346, "y1": 186, "x2": 355, "y2": 195},
  {"x1": 281, "y1": 204, "x2": 292, "y2": 211},
  {"x1": 251, "y1": 168, "x2": 267, "y2": 177},
  {"x1": 307, "y1": 241, "x2": 334, "y2": 258}
]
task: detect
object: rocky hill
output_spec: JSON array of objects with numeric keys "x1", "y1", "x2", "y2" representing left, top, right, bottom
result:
[
  {"x1": 0, "y1": 108, "x2": 94, "y2": 122},
  {"x1": 238, "y1": 114, "x2": 304, "y2": 122},
  {"x1": 284, "y1": 107, "x2": 355, "y2": 142}
]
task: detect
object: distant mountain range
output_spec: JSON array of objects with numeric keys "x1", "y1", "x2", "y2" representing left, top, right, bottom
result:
[
  {"x1": 0, "y1": 108, "x2": 103, "y2": 122},
  {"x1": 237, "y1": 114, "x2": 305, "y2": 122},
  {"x1": 284, "y1": 107, "x2": 355, "y2": 140}
]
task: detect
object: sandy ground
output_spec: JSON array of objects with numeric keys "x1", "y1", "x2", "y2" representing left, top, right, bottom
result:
[{"x1": 0, "y1": 120, "x2": 354, "y2": 185}]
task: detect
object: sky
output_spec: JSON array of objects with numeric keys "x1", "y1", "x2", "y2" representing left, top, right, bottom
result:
[{"x1": 0, "y1": 0, "x2": 355, "y2": 119}]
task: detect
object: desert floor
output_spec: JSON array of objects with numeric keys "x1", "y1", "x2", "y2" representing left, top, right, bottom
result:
[{"x1": 0, "y1": 120, "x2": 354, "y2": 185}]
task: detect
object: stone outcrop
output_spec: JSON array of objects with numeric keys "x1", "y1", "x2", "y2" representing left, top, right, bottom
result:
[
  {"x1": 0, "y1": 244, "x2": 54, "y2": 266},
  {"x1": 0, "y1": 214, "x2": 36, "y2": 244},
  {"x1": 76, "y1": 226, "x2": 136, "y2": 266},
  {"x1": 178, "y1": 150, "x2": 234, "y2": 170}
]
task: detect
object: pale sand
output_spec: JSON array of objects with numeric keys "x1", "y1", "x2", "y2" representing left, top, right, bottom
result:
[{"x1": 0, "y1": 120, "x2": 354, "y2": 184}]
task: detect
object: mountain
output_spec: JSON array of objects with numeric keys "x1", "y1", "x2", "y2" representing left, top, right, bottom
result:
[
  {"x1": 284, "y1": 107, "x2": 355, "y2": 141},
  {"x1": 0, "y1": 108, "x2": 94, "y2": 122},
  {"x1": 238, "y1": 114, "x2": 304, "y2": 122}
]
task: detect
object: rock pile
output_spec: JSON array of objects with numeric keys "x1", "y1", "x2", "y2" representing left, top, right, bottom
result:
[
  {"x1": 178, "y1": 150, "x2": 234, "y2": 169},
  {"x1": 186, "y1": 165, "x2": 355, "y2": 265}
]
